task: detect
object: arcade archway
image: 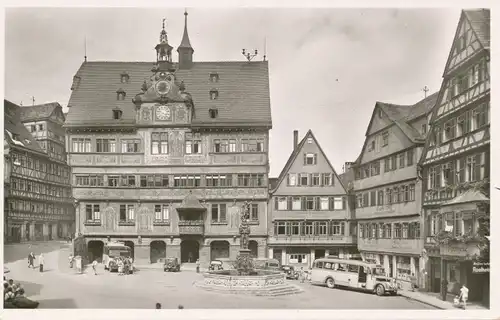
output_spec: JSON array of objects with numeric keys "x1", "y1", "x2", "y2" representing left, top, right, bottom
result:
[
  {"x1": 210, "y1": 241, "x2": 230, "y2": 261},
  {"x1": 87, "y1": 240, "x2": 104, "y2": 262},
  {"x1": 249, "y1": 240, "x2": 258, "y2": 258},
  {"x1": 180, "y1": 239, "x2": 199, "y2": 263},
  {"x1": 124, "y1": 241, "x2": 135, "y2": 260},
  {"x1": 150, "y1": 240, "x2": 167, "y2": 263}
]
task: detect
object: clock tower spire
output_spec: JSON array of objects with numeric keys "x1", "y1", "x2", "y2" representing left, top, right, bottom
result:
[
  {"x1": 177, "y1": 9, "x2": 194, "y2": 70},
  {"x1": 155, "y1": 18, "x2": 175, "y2": 72}
]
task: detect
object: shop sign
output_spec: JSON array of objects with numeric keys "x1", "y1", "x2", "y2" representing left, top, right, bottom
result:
[
  {"x1": 472, "y1": 261, "x2": 489, "y2": 273},
  {"x1": 440, "y1": 243, "x2": 480, "y2": 258}
]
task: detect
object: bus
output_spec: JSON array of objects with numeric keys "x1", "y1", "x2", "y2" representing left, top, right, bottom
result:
[
  {"x1": 103, "y1": 242, "x2": 132, "y2": 272},
  {"x1": 310, "y1": 257, "x2": 398, "y2": 296}
]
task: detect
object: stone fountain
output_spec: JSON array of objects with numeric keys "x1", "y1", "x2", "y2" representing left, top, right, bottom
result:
[{"x1": 195, "y1": 201, "x2": 303, "y2": 296}]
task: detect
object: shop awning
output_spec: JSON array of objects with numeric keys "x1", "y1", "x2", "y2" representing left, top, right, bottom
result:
[{"x1": 441, "y1": 189, "x2": 489, "y2": 208}]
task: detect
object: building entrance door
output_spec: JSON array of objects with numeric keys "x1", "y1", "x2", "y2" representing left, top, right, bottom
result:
[{"x1": 181, "y1": 239, "x2": 199, "y2": 263}]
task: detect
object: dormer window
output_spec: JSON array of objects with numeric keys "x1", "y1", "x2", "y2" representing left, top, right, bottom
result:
[
  {"x1": 113, "y1": 109, "x2": 123, "y2": 120},
  {"x1": 209, "y1": 89, "x2": 219, "y2": 100},
  {"x1": 117, "y1": 89, "x2": 126, "y2": 101},
  {"x1": 71, "y1": 76, "x2": 81, "y2": 90},
  {"x1": 120, "y1": 72, "x2": 130, "y2": 83},
  {"x1": 210, "y1": 73, "x2": 219, "y2": 82},
  {"x1": 209, "y1": 109, "x2": 218, "y2": 119},
  {"x1": 378, "y1": 109, "x2": 383, "y2": 118}
]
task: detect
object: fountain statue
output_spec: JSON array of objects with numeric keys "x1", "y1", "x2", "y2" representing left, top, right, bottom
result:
[
  {"x1": 196, "y1": 200, "x2": 303, "y2": 296},
  {"x1": 233, "y1": 201, "x2": 254, "y2": 275}
]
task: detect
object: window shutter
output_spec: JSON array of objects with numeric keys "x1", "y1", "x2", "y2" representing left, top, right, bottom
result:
[
  {"x1": 484, "y1": 152, "x2": 489, "y2": 179},
  {"x1": 301, "y1": 197, "x2": 306, "y2": 210},
  {"x1": 287, "y1": 197, "x2": 292, "y2": 210},
  {"x1": 303, "y1": 153, "x2": 307, "y2": 165},
  {"x1": 320, "y1": 173, "x2": 324, "y2": 186},
  {"x1": 329, "y1": 197, "x2": 333, "y2": 210},
  {"x1": 474, "y1": 154, "x2": 481, "y2": 181},
  {"x1": 274, "y1": 222, "x2": 278, "y2": 235},
  {"x1": 287, "y1": 174, "x2": 290, "y2": 186},
  {"x1": 299, "y1": 222, "x2": 304, "y2": 236},
  {"x1": 274, "y1": 197, "x2": 278, "y2": 210},
  {"x1": 436, "y1": 166, "x2": 441, "y2": 187},
  {"x1": 341, "y1": 222, "x2": 345, "y2": 236},
  {"x1": 459, "y1": 158, "x2": 465, "y2": 182},
  {"x1": 308, "y1": 174, "x2": 312, "y2": 186},
  {"x1": 315, "y1": 197, "x2": 320, "y2": 210},
  {"x1": 297, "y1": 174, "x2": 301, "y2": 186},
  {"x1": 332, "y1": 175, "x2": 335, "y2": 186},
  {"x1": 342, "y1": 196, "x2": 346, "y2": 210},
  {"x1": 314, "y1": 153, "x2": 318, "y2": 165},
  {"x1": 286, "y1": 222, "x2": 291, "y2": 235}
]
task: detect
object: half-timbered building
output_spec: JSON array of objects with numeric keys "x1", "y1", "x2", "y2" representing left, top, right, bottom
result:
[
  {"x1": 65, "y1": 13, "x2": 271, "y2": 267},
  {"x1": 4, "y1": 100, "x2": 74, "y2": 243},
  {"x1": 420, "y1": 9, "x2": 490, "y2": 307},
  {"x1": 268, "y1": 130, "x2": 357, "y2": 268},
  {"x1": 352, "y1": 92, "x2": 438, "y2": 289}
]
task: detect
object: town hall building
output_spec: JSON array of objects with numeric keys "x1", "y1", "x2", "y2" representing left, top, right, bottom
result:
[{"x1": 65, "y1": 12, "x2": 272, "y2": 267}]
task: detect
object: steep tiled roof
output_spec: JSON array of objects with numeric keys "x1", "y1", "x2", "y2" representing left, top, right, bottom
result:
[
  {"x1": 270, "y1": 130, "x2": 347, "y2": 194},
  {"x1": 18, "y1": 102, "x2": 60, "y2": 122},
  {"x1": 464, "y1": 9, "x2": 490, "y2": 49},
  {"x1": 65, "y1": 61, "x2": 271, "y2": 128},
  {"x1": 376, "y1": 92, "x2": 439, "y2": 143},
  {"x1": 268, "y1": 178, "x2": 279, "y2": 191},
  {"x1": 4, "y1": 100, "x2": 45, "y2": 154}
]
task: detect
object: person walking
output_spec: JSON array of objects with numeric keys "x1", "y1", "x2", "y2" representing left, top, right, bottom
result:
[
  {"x1": 28, "y1": 252, "x2": 34, "y2": 269},
  {"x1": 196, "y1": 259, "x2": 200, "y2": 273},
  {"x1": 38, "y1": 254, "x2": 44, "y2": 273},
  {"x1": 299, "y1": 267, "x2": 305, "y2": 283},
  {"x1": 459, "y1": 284, "x2": 469, "y2": 310},
  {"x1": 92, "y1": 259, "x2": 98, "y2": 275}
]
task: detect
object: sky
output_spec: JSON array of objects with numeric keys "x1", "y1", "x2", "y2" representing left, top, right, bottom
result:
[{"x1": 4, "y1": 7, "x2": 462, "y2": 177}]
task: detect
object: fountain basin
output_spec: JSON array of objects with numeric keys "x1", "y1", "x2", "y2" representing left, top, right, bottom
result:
[{"x1": 195, "y1": 270, "x2": 303, "y2": 296}]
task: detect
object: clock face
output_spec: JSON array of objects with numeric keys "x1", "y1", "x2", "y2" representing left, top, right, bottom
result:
[
  {"x1": 155, "y1": 80, "x2": 171, "y2": 96},
  {"x1": 156, "y1": 106, "x2": 171, "y2": 121}
]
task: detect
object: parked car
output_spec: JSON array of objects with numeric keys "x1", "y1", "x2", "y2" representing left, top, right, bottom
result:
[
  {"x1": 281, "y1": 265, "x2": 299, "y2": 279},
  {"x1": 253, "y1": 258, "x2": 281, "y2": 271},
  {"x1": 164, "y1": 257, "x2": 180, "y2": 272},
  {"x1": 208, "y1": 260, "x2": 224, "y2": 271}
]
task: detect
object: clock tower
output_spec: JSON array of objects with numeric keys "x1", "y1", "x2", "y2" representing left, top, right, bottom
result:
[{"x1": 155, "y1": 19, "x2": 175, "y2": 72}]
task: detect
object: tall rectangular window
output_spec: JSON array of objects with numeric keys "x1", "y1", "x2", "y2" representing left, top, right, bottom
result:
[
  {"x1": 322, "y1": 173, "x2": 332, "y2": 186},
  {"x1": 121, "y1": 139, "x2": 140, "y2": 153},
  {"x1": 155, "y1": 205, "x2": 169, "y2": 221},
  {"x1": 72, "y1": 138, "x2": 92, "y2": 152},
  {"x1": 151, "y1": 132, "x2": 169, "y2": 154},
  {"x1": 382, "y1": 131, "x2": 389, "y2": 147},
  {"x1": 96, "y1": 139, "x2": 116, "y2": 153},
  {"x1": 185, "y1": 132, "x2": 201, "y2": 154},
  {"x1": 250, "y1": 203, "x2": 259, "y2": 220},
  {"x1": 334, "y1": 197, "x2": 343, "y2": 210},
  {"x1": 211, "y1": 204, "x2": 227, "y2": 223},
  {"x1": 320, "y1": 197, "x2": 329, "y2": 210}
]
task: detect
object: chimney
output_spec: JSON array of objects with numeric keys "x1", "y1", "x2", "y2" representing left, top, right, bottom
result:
[{"x1": 293, "y1": 130, "x2": 298, "y2": 150}]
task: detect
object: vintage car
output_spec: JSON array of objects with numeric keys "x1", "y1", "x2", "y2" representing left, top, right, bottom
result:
[
  {"x1": 253, "y1": 258, "x2": 281, "y2": 271},
  {"x1": 281, "y1": 265, "x2": 299, "y2": 280},
  {"x1": 164, "y1": 257, "x2": 181, "y2": 272},
  {"x1": 208, "y1": 260, "x2": 224, "y2": 271}
]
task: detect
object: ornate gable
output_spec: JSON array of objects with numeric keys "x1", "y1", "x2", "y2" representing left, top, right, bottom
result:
[
  {"x1": 443, "y1": 11, "x2": 487, "y2": 77},
  {"x1": 133, "y1": 69, "x2": 194, "y2": 125}
]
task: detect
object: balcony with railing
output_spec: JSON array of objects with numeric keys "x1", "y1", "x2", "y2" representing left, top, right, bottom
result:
[{"x1": 178, "y1": 220, "x2": 205, "y2": 235}]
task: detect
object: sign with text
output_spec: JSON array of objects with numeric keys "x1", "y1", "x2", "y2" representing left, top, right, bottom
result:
[{"x1": 472, "y1": 261, "x2": 489, "y2": 273}]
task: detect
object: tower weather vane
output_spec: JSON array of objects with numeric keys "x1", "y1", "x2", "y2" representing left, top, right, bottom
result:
[{"x1": 242, "y1": 48, "x2": 259, "y2": 61}]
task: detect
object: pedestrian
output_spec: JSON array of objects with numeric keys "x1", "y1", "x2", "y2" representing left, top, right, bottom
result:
[
  {"x1": 76, "y1": 256, "x2": 82, "y2": 274},
  {"x1": 410, "y1": 273, "x2": 417, "y2": 292},
  {"x1": 196, "y1": 259, "x2": 200, "y2": 273},
  {"x1": 299, "y1": 267, "x2": 305, "y2": 283},
  {"x1": 459, "y1": 284, "x2": 469, "y2": 310},
  {"x1": 28, "y1": 252, "x2": 34, "y2": 269},
  {"x1": 38, "y1": 254, "x2": 44, "y2": 272},
  {"x1": 156, "y1": 303, "x2": 161, "y2": 309},
  {"x1": 118, "y1": 259, "x2": 124, "y2": 276},
  {"x1": 92, "y1": 259, "x2": 98, "y2": 275},
  {"x1": 188, "y1": 252, "x2": 193, "y2": 263},
  {"x1": 69, "y1": 254, "x2": 74, "y2": 268}
]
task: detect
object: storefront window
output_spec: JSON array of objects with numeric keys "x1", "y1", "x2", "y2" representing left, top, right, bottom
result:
[{"x1": 396, "y1": 256, "x2": 411, "y2": 281}]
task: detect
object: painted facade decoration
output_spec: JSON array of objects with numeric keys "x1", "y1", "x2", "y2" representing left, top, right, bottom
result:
[{"x1": 65, "y1": 14, "x2": 272, "y2": 267}]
